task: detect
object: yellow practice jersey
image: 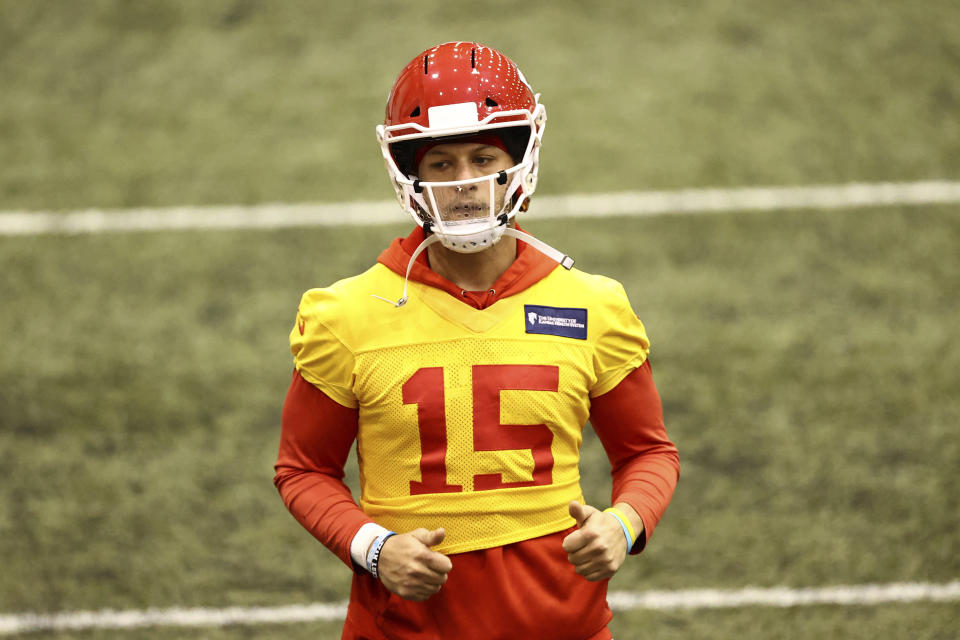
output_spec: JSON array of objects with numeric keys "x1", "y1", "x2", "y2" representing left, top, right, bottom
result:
[{"x1": 290, "y1": 263, "x2": 649, "y2": 555}]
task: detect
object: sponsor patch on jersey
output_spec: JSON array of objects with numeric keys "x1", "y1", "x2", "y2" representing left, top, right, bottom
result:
[{"x1": 524, "y1": 305, "x2": 588, "y2": 340}]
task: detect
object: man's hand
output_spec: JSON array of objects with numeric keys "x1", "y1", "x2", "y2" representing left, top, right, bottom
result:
[
  {"x1": 377, "y1": 528, "x2": 453, "y2": 601},
  {"x1": 562, "y1": 501, "x2": 629, "y2": 581}
]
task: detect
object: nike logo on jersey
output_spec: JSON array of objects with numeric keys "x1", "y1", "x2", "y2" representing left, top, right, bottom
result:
[
  {"x1": 298, "y1": 317, "x2": 306, "y2": 335},
  {"x1": 524, "y1": 305, "x2": 587, "y2": 340}
]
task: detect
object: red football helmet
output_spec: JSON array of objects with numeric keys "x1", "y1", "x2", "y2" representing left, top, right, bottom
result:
[{"x1": 376, "y1": 42, "x2": 547, "y2": 253}]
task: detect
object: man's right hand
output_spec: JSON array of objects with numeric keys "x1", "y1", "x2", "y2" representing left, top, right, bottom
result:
[{"x1": 377, "y1": 527, "x2": 452, "y2": 601}]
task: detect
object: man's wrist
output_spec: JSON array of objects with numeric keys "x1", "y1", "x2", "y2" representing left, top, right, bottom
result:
[
  {"x1": 603, "y1": 507, "x2": 636, "y2": 550},
  {"x1": 611, "y1": 502, "x2": 645, "y2": 551},
  {"x1": 349, "y1": 522, "x2": 392, "y2": 569},
  {"x1": 365, "y1": 531, "x2": 397, "y2": 579}
]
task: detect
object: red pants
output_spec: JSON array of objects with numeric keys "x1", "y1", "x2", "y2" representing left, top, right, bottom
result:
[{"x1": 341, "y1": 528, "x2": 613, "y2": 640}]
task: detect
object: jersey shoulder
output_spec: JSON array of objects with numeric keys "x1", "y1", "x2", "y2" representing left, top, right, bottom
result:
[
  {"x1": 297, "y1": 263, "x2": 400, "y2": 317},
  {"x1": 296, "y1": 264, "x2": 406, "y2": 340},
  {"x1": 291, "y1": 264, "x2": 403, "y2": 406},
  {"x1": 535, "y1": 267, "x2": 650, "y2": 396},
  {"x1": 535, "y1": 266, "x2": 640, "y2": 321}
]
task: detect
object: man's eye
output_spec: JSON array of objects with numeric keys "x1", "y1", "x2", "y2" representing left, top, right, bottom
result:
[{"x1": 429, "y1": 161, "x2": 449, "y2": 170}]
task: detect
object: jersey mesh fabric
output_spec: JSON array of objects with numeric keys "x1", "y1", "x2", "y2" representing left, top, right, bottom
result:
[
  {"x1": 353, "y1": 336, "x2": 589, "y2": 553},
  {"x1": 291, "y1": 262, "x2": 650, "y2": 555}
]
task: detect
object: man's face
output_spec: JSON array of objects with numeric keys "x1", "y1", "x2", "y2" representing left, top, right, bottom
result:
[{"x1": 416, "y1": 142, "x2": 514, "y2": 223}]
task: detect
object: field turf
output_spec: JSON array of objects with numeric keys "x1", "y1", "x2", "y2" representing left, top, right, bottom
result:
[
  {"x1": 1, "y1": 1, "x2": 958, "y2": 638},
  {"x1": 17, "y1": 603, "x2": 960, "y2": 640}
]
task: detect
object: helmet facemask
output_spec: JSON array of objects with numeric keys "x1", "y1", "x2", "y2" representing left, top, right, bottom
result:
[
  {"x1": 377, "y1": 102, "x2": 546, "y2": 254},
  {"x1": 414, "y1": 170, "x2": 511, "y2": 252},
  {"x1": 412, "y1": 135, "x2": 535, "y2": 252}
]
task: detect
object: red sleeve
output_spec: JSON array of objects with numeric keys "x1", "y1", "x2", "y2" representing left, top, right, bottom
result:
[
  {"x1": 589, "y1": 359, "x2": 680, "y2": 553},
  {"x1": 273, "y1": 369, "x2": 373, "y2": 568}
]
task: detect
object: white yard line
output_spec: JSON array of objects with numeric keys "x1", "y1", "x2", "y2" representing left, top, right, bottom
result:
[
  {"x1": 606, "y1": 580, "x2": 960, "y2": 610},
  {"x1": 1, "y1": 181, "x2": 958, "y2": 236},
  {"x1": 1, "y1": 581, "x2": 957, "y2": 634},
  {"x1": 0, "y1": 602, "x2": 349, "y2": 635}
]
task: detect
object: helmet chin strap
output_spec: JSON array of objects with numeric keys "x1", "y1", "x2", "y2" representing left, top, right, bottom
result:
[
  {"x1": 371, "y1": 224, "x2": 574, "y2": 308},
  {"x1": 370, "y1": 233, "x2": 442, "y2": 307},
  {"x1": 502, "y1": 227, "x2": 575, "y2": 270}
]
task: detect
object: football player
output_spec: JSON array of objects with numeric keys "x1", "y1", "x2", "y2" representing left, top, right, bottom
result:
[{"x1": 275, "y1": 41, "x2": 679, "y2": 640}]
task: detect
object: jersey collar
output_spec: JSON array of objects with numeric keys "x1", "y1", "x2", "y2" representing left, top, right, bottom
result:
[{"x1": 377, "y1": 225, "x2": 559, "y2": 310}]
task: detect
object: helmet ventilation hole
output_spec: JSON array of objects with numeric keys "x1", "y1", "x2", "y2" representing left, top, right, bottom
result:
[
  {"x1": 485, "y1": 97, "x2": 498, "y2": 107},
  {"x1": 410, "y1": 106, "x2": 420, "y2": 117},
  {"x1": 471, "y1": 48, "x2": 476, "y2": 68}
]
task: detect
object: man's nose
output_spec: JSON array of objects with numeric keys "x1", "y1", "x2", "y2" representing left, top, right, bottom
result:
[{"x1": 454, "y1": 161, "x2": 480, "y2": 185}]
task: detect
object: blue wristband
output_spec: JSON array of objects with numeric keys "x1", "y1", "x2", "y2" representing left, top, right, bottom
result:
[
  {"x1": 603, "y1": 508, "x2": 634, "y2": 551},
  {"x1": 366, "y1": 531, "x2": 396, "y2": 579}
]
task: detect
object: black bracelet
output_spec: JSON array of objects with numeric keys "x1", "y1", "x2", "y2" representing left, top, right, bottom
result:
[{"x1": 366, "y1": 531, "x2": 397, "y2": 579}]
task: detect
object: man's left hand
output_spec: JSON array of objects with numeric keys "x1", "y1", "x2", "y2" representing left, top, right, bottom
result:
[{"x1": 561, "y1": 501, "x2": 629, "y2": 581}]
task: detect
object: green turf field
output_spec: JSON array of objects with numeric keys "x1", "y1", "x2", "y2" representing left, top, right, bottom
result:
[
  {"x1": 2, "y1": 1, "x2": 959, "y2": 639},
  {"x1": 3, "y1": 0, "x2": 959, "y2": 211},
  {"x1": 15, "y1": 603, "x2": 960, "y2": 640}
]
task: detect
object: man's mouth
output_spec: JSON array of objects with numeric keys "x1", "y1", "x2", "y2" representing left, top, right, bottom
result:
[{"x1": 447, "y1": 201, "x2": 486, "y2": 218}]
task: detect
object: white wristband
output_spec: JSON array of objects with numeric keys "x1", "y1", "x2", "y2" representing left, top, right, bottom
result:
[{"x1": 350, "y1": 522, "x2": 392, "y2": 569}]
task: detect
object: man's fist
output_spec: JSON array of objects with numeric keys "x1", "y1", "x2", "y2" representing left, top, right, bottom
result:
[
  {"x1": 378, "y1": 528, "x2": 453, "y2": 601},
  {"x1": 561, "y1": 501, "x2": 628, "y2": 581}
]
